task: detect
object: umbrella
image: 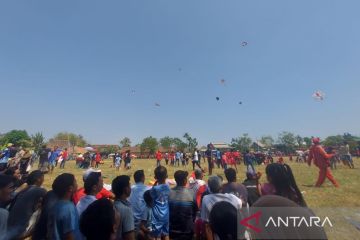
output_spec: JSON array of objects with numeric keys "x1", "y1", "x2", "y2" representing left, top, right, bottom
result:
[{"x1": 85, "y1": 146, "x2": 95, "y2": 152}]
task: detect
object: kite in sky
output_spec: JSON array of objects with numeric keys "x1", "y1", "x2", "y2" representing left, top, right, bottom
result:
[
  {"x1": 238, "y1": 101, "x2": 242, "y2": 105},
  {"x1": 216, "y1": 97, "x2": 220, "y2": 101},
  {"x1": 219, "y1": 79, "x2": 226, "y2": 86},
  {"x1": 312, "y1": 91, "x2": 325, "y2": 101},
  {"x1": 241, "y1": 41, "x2": 248, "y2": 47},
  {"x1": 155, "y1": 102, "x2": 161, "y2": 107}
]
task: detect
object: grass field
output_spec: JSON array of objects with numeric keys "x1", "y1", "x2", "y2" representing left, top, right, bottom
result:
[{"x1": 42, "y1": 157, "x2": 360, "y2": 239}]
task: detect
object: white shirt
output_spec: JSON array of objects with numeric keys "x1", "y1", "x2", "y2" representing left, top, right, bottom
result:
[
  {"x1": 201, "y1": 193, "x2": 242, "y2": 222},
  {"x1": 76, "y1": 195, "x2": 97, "y2": 217},
  {"x1": 194, "y1": 151, "x2": 198, "y2": 161}
]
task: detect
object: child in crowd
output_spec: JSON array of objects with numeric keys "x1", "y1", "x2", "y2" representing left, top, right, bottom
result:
[
  {"x1": 150, "y1": 166, "x2": 170, "y2": 240},
  {"x1": 139, "y1": 190, "x2": 154, "y2": 240}
]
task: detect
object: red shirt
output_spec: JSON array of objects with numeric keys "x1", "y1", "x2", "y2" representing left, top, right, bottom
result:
[
  {"x1": 62, "y1": 150, "x2": 68, "y2": 159},
  {"x1": 308, "y1": 145, "x2": 333, "y2": 169},
  {"x1": 73, "y1": 187, "x2": 113, "y2": 205},
  {"x1": 155, "y1": 151, "x2": 162, "y2": 161}
]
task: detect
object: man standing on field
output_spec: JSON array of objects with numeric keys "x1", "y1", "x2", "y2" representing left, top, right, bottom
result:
[{"x1": 308, "y1": 138, "x2": 339, "y2": 188}]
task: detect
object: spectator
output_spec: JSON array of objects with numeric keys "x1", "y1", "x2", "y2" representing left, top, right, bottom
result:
[
  {"x1": 150, "y1": 166, "x2": 171, "y2": 240},
  {"x1": 222, "y1": 168, "x2": 248, "y2": 205},
  {"x1": 6, "y1": 171, "x2": 47, "y2": 239},
  {"x1": 0, "y1": 174, "x2": 14, "y2": 238},
  {"x1": 209, "y1": 201, "x2": 238, "y2": 240},
  {"x1": 48, "y1": 173, "x2": 81, "y2": 240},
  {"x1": 139, "y1": 190, "x2": 154, "y2": 240},
  {"x1": 201, "y1": 176, "x2": 243, "y2": 240},
  {"x1": 112, "y1": 175, "x2": 135, "y2": 240},
  {"x1": 129, "y1": 170, "x2": 150, "y2": 233},
  {"x1": 188, "y1": 169, "x2": 206, "y2": 202},
  {"x1": 242, "y1": 168, "x2": 261, "y2": 206},
  {"x1": 262, "y1": 163, "x2": 307, "y2": 207},
  {"x1": 48, "y1": 146, "x2": 60, "y2": 173},
  {"x1": 192, "y1": 149, "x2": 202, "y2": 171},
  {"x1": 76, "y1": 171, "x2": 103, "y2": 216},
  {"x1": 4, "y1": 167, "x2": 26, "y2": 195},
  {"x1": 38, "y1": 145, "x2": 50, "y2": 173},
  {"x1": 73, "y1": 168, "x2": 114, "y2": 205},
  {"x1": 32, "y1": 190, "x2": 58, "y2": 240},
  {"x1": 59, "y1": 148, "x2": 68, "y2": 169},
  {"x1": 80, "y1": 198, "x2": 120, "y2": 240},
  {"x1": 169, "y1": 170, "x2": 197, "y2": 240},
  {"x1": 0, "y1": 143, "x2": 12, "y2": 171}
]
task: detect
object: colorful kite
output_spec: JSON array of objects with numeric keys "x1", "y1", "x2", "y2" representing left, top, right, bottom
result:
[{"x1": 312, "y1": 91, "x2": 325, "y2": 101}]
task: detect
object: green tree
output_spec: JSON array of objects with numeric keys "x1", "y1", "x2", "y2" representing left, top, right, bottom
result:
[
  {"x1": 303, "y1": 137, "x2": 312, "y2": 147},
  {"x1": 260, "y1": 135, "x2": 274, "y2": 148},
  {"x1": 322, "y1": 135, "x2": 344, "y2": 147},
  {"x1": 119, "y1": 137, "x2": 132, "y2": 148},
  {"x1": 159, "y1": 136, "x2": 173, "y2": 152},
  {"x1": 140, "y1": 136, "x2": 159, "y2": 156},
  {"x1": 50, "y1": 132, "x2": 87, "y2": 153},
  {"x1": 183, "y1": 133, "x2": 198, "y2": 152},
  {"x1": 277, "y1": 131, "x2": 297, "y2": 153},
  {"x1": 231, "y1": 134, "x2": 252, "y2": 152},
  {"x1": 31, "y1": 132, "x2": 45, "y2": 154},
  {"x1": 172, "y1": 138, "x2": 187, "y2": 152},
  {"x1": 0, "y1": 130, "x2": 31, "y2": 147}
]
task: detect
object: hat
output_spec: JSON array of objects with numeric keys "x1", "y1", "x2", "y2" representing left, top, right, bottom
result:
[
  {"x1": 208, "y1": 176, "x2": 222, "y2": 193},
  {"x1": 7, "y1": 143, "x2": 13, "y2": 147},
  {"x1": 83, "y1": 168, "x2": 101, "y2": 181},
  {"x1": 312, "y1": 137, "x2": 320, "y2": 144}
]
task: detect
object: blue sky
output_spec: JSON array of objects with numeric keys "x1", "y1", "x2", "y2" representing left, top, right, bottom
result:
[{"x1": 1, "y1": 0, "x2": 359, "y2": 145}]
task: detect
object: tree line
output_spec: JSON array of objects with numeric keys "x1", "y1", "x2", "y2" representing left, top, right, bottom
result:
[{"x1": 1, "y1": 130, "x2": 359, "y2": 155}]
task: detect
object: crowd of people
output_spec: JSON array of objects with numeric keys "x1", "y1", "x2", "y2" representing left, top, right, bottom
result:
[
  {"x1": 1, "y1": 162, "x2": 323, "y2": 240},
  {"x1": 0, "y1": 138, "x2": 356, "y2": 239}
]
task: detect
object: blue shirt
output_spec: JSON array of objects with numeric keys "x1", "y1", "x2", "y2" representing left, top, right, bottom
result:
[
  {"x1": 49, "y1": 150, "x2": 60, "y2": 163},
  {"x1": 0, "y1": 148, "x2": 10, "y2": 164},
  {"x1": 216, "y1": 150, "x2": 221, "y2": 160},
  {"x1": 150, "y1": 184, "x2": 170, "y2": 225},
  {"x1": 175, "y1": 152, "x2": 181, "y2": 159},
  {"x1": 48, "y1": 200, "x2": 82, "y2": 240},
  {"x1": 129, "y1": 183, "x2": 150, "y2": 230}
]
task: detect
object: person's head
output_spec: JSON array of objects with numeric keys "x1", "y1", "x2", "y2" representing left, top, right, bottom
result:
[
  {"x1": 42, "y1": 144, "x2": 47, "y2": 149},
  {"x1": 194, "y1": 169, "x2": 203, "y2": 180},
  {"x1": 80, "y1": 199, "x2": 119, "y2": 240},
  {"x1": 26, "y1": 170, "x2": 44, "y2": 186},
  {"x1": 134, "y1": 170, "x2": 145, "y2": 183},
  {"x1": 154, "y1": 166, "x2": 168, "y2": 183},
  {"x1": 53, "y1": 146, "x2": 58, "y2": 151},
  {"x1": 0, "y1": 174, "x2": 14, "y2": 203},
  {"x1": 52, "y1": 173, "x2": 77, "y2": 199},
  {"x1": 208, "y1": 176, "x2": 222, "y2": 193},
  {"x1": 64, "y1": 148, "x2": 67, "y2": 151},
  {"x1": 224, "y1": 168, "x2": 237, "y2": 183},
  {"x1": 210, "y1": 201, "x2": 237, "y2": 240},
  {"x1": 143, "y1": 190, "x2": 153, "y2": 208},
  {"x1": 112, "y1": 175, "x2": 131, "y2": 199},
  {"x1": 312, "y1": 137, "x2": 320, "y2": 145},
  {"x1": 84, "y1": 172, "x2": 103, "y2": 195},
  {"x1": 174, "y1": 170, "x2": 188, "y2": 187},
  {"x1": 265, "y1": 163, "x2": 306, "y2": 207},
  {"x1": 82, "y1": 168, "x2": 101, "y2": 182},
  {"x1": 4, "y1": 167, "x2": 21, "y2": 180},
  {"x1": 344, "y1": 141, "x2": 348, "y2": 145}
]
